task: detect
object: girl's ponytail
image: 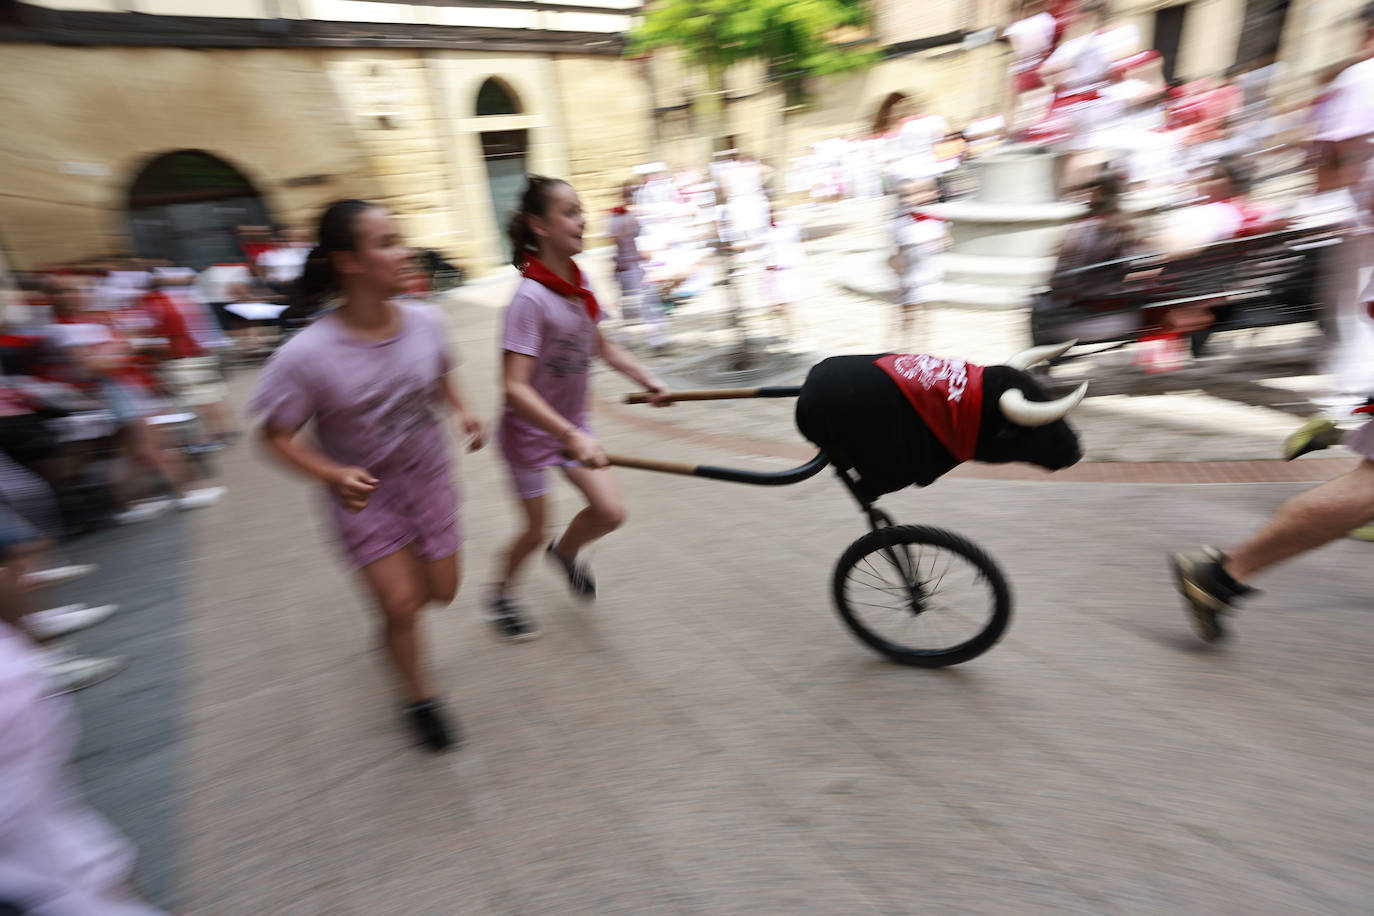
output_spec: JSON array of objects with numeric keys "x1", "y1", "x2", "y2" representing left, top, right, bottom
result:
[
  {"x1": 286, "y1": 245, "x2": 333, "y2": 319},
  {"x1": 284, "y1": 198, "x2": 374, "y2": 318},
  {"x1": 507, "y1": 210, "x2": 538, "y2": 269}
]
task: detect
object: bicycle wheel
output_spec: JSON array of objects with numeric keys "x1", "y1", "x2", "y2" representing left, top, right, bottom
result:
[{"x1": 832, "y1": 525, "x2": 1011, "y2": 667}]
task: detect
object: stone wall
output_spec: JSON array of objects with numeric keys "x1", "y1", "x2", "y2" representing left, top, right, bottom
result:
[
  {"x1": 322, "y1": 51, "x2": 465, "y2": 264},
  {"x1": 0, "y1": 45, "x2": 378, "y2": 268},
  {"x1": 0, "y1": 42, "x2": 649, "y2": 274},
  {"x1": 552, "y1": 55, "x2": 656, "y2": 227}
]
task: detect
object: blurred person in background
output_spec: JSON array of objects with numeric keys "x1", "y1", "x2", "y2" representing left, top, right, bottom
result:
[
  {"x1": 762, "y1": 203, "x2": 807, "y2": 342},
  {"x1": 255, "y1": 227, "x2": 309, "y2": 298},
  {"x1": 1002, "y1": 0, "x2": 1058, "y2": 134},
  {"x1": 141, "y1": 271, "x2": 236, "y2": 450},
  {"x1": 489, "y1": 176, "x2": 669, "y2": 643},
  {"x1": 0, "y1": 456, "x2": 124, "y2": 695},
  {"x1": 608, "y1": 180, "x2": 645, "y2": 326},
  {"x1": 235, "y1": 224, "x2": 275, "y2": 266},
  {"x1": 41, "y1": 276, "x2": 224, "y2": 521},
  {"x1": 249, "y1": 199, "x2": 485, "y2": 753},
  {"x1": 888, "y1": 97, "x2": 949, "y2": 188},
  {"x1": 223, "y1": 259, "x2": 287, "y2": 360},
  {"x1": 1039, "y1": 1, "x2": 1138, "y2": 195},
  {"x1": 192, "y1": 261, "x2": 250, "y2": 338},
  {"x1": 1031, "y1": 166, "x2": 1138, "y2": 346},
  {"x1": 714, "y1": 148, "x2": 771, "y2": 249},
  {"x1": 0, "y1": 559, "x2": 164, "y2": 915},
  {"x1": 1307, "y1": 2, "x2": 1374, "y2": 418},
  {"x1": 888, "y1": 178, "x2": 948, "y2": 351},
  {"x1": 1142, "y1": 155, "x2": 1277, "y2": 367}
]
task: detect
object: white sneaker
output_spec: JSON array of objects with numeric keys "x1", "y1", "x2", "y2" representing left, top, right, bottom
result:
[
  {"x1": 23, "y1": 603, "x2": 119, "y2": 641},
  {"x1": 114, "y1": 499, "x2": 173, "y2": 525},
  {"x1": 20, "y1": 563, "x2": 99, "y2": 590},
  {"x1": 176, "y1": 486, "x2": 226, "y2": 511},
  {"x1": 41, "y1": 647, "x2": 129, "y2": 696}
]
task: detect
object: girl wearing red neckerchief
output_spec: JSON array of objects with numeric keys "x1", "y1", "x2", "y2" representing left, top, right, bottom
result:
[{"x1": 488, "y1": 176, "x2": 670, "y2": 641}]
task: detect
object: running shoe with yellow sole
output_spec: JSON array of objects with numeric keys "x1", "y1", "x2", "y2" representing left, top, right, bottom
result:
[{"x1": 1169, "y1": 547, "x2": 1256, "y2": 643}]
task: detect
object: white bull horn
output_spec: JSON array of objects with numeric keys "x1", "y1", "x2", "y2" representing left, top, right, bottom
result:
[
  {"x1": 1004, "y1": 340, "x2": 1078, "y2": 371},
  {"x1": 998, "y1": 381, "x2": 1089, "y2": 427}
]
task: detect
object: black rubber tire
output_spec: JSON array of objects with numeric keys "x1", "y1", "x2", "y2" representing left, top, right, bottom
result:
[{"x1": 832, "y1": 525, "x2": 1012, "y2": 667}]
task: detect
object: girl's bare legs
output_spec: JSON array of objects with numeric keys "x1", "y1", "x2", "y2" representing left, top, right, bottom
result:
[
  {"x1": 556, "y1": 466, "x2": 626, "y2": 559},
  {"x1": 496, "y1": 494, "x2": 548, "y2": 591},
  {"x1": 115, "y1": 420, "x2": 192, "y2": 503},
  {"x1": 423, "y1": 551, "x2": 461, "y2": 607},
  {"x1": 359, "y1": 546, "x2": 450, "y2": 702},
  {"x1": 1224, "y1": 461, "x2": 1374, "y2": 583}
]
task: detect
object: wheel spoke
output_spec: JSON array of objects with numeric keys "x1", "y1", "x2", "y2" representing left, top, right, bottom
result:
[{"x1": 838, "y1": 531, "x2": 1005, "y2": 663}]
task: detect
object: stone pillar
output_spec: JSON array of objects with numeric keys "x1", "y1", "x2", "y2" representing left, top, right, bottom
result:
[{"x1": 925, "y1": 144, "x2": 1083, "y2": 309}]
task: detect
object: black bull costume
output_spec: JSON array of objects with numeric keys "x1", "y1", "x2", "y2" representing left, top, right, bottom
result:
[{"x1": 796, "y1": 342, "x2": 1089, "y2": 503}]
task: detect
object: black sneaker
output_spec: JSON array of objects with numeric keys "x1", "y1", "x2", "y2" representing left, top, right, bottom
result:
[
  {"x1": 484, "y1": 594, "x2": 541, "y2": 642},
  {"x1": 546, "y1": 542, "x2": 596, "y2": 600},
  {"x1": 404, "y1": 699, "x2": 457, "y2": 752},
  {"x1": 1169, "y1": 547, "x2": 1256, "y2": 643}
]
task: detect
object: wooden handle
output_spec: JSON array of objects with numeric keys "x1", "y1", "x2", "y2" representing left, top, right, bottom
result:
[
  {"x1": 623, "y1": 385, "x2": 802, "y2": 404},
  {"x1": 605, "y1": 453, "x2": 701, "y2": 476},
  {"x1": 623, "y1": 387, "x2": 759, "y2": 404}
]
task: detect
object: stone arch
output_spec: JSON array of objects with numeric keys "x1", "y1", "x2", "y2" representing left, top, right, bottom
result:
[
  {"x1": 475, "y1": 76, "x2": 523, "y2": 117},
  {"x1": 126, "y1": 149, "x2": 269, "y2": 269}
]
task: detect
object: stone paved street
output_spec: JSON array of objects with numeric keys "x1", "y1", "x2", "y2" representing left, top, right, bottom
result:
[{"x1": 62, "y1": 212, "x2": 1374, "y2": 914}]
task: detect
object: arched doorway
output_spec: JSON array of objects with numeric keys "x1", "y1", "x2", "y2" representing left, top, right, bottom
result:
[
  {"x1": 127, "y1": 150, "x2": 269, "y2": 269},
  {"x1": 475, "y1": 78, "x2": 528, "y2": 264}
]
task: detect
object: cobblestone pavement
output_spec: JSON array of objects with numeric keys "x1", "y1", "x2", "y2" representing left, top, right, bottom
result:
[{"x1": 69, "y1": 204, "x2": 1373, "y2": 915}]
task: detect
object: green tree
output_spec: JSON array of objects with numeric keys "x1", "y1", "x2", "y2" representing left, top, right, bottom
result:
[{"x1": 628, "y1": 0, "x2": 876, "y2": 152}]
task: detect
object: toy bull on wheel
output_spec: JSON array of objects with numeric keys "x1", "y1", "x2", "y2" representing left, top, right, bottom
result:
[
  {"x1": 614, "y1": 340, "x2": 1088, "y2": 668},
  {"x1": 795, "y1": 341, "x2": 1088, "y2": 502}
]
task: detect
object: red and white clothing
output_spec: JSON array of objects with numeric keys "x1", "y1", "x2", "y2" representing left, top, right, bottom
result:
[
  {"x1": 256, "y1": 245, "x2": 309, "y2": 286},
  {"x1": 1313, "y1": 57, "x2": 1374, "y2": 409},
  {"x1": 892, "y1": 211, "x2": 947, "y2": 305},
  {"x1": 1004, "y1": 11, "x2": 1057, "y2": 92},
  {"x1": 1042, "y1": 24, "x2": 1139, "y2": 150},
  {"x1": 889, "y1": 114, "x2": 949, "y2": 183},
  {"x1": 763, "y1": 218, "x2": 807, "y2": 306}
]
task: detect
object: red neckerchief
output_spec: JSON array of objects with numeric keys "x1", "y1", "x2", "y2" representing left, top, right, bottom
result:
[
  {"x1": 523, "y1": 256, "x2": 600, "y2": 322},
  {"x1": 873, "y1": 354, "x2": 985, "y2": 461},
  {"x1": 610, "y1": 206, "x2": 628, "y2": 215},
  {"x1": 911, "y1": 212, "x2": 941, "y2": 222}
]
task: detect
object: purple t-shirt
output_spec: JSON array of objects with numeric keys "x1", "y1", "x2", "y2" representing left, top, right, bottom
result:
[
  {"x1": 498, "y1": 276, "x2": 603, "y2": 469},
  {"x1": 247, "y1": 303, "x2": 454, "y2": 479}
]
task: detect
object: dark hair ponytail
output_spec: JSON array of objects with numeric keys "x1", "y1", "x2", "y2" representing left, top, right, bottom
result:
[
  {"x1": 507, "y1": 175, "x2": 568, "y2": 268},
  {"x1": 287, "y1": 198, "x2": 374, "y2": 318}
]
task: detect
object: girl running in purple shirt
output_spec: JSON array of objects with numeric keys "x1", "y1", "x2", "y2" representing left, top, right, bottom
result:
[
  {"x1": 248, "y1": 200, "x2": 484, "y2": 752},
  {"x1": 488, "y1": 176, "x2": 669, "y2": 640}
]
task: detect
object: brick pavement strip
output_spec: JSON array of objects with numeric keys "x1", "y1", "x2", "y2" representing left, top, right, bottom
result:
[{"x1": 162, "y1": 293, "x2": 1374, "y2": 914}]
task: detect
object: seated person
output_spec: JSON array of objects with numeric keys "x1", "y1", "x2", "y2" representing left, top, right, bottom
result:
[{"x1": 1032, "y1": 168, "x2": 1139, "y2": 345}]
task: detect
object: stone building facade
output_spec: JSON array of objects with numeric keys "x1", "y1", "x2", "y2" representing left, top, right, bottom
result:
[
  {"x1": 0, "y1": 0, "x2": 650, "y2": 274},
  {"x1": 0, "y1": 0, "x2": 1369, "y2": 277}
]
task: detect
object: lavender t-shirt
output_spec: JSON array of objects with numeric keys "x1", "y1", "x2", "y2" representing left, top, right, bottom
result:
[
  {"x1": 498, "y1": 276, "x2": 603, "y2": 468},
  {"x1": 247, "y1": 303, "x2": 454, "y2": 479}
]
